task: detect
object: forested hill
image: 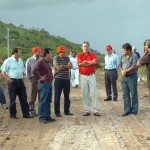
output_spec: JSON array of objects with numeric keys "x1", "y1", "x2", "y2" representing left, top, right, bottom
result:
[{"x1": 0, "y1": 21, "x2": 104, "y2": 62}]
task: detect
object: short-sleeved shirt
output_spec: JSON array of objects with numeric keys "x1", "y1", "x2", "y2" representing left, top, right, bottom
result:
[
  {"x1": 70, "y1": 57, "x2": 78, "y2": 69},
  {"x1": 1, "y1": 56, "x2": 24, "y2": 79},
  {"x1": 119, "y1": 53, "x2": 138, "y2": 75},
  {"x1": 77, "y1": 51, "x2": 98, "y2": 74},
  {"x1": 139, "y1": 53, "x2": 150, "y2": 88},
  {"x1": 53, "y1": 55, "x2": 70, "y2": 79}
]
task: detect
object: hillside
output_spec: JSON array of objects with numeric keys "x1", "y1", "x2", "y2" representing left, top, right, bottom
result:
[{"x1": 0, "y1": 21, "x2": 104, "y2": 62}]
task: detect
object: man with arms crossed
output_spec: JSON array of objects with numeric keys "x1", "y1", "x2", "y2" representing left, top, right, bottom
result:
[{"x1": 77, "y1": 41, "x2": 100, "y2": 116}]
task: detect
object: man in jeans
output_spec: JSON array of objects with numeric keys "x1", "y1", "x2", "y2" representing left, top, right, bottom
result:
[
  {"x1": 33, "y1": 48, "x2": 55, "y2": 124},
  {"x1": 53, "y1": 46, "x2": 73, "y2": 117},
  {"x1": 1, "y1": 48, "x2": 32, "y2": 119},
  {"x1": 26, "y1": 46, "x2": 41, "y2": 116},
  {"x1": 119, "y1": 43, "x2": 138, "y2": 116}
]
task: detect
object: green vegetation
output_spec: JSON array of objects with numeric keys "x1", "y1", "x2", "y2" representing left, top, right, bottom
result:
[{"x1": 0, "y1": 21, "x2": 104, "y2": 63}]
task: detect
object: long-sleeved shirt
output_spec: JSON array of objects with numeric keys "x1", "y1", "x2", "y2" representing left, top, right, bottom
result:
[
  {"x1": 1, "y1": 56, "x2": 24, "y2": 79},
  {"x1": 32, "y1": 58, "x2": 53, "y2": 82},
  {"x1": 105, "y1": 53, "x2": 120, "y2": 70},
  {"x1": 26, "y1": 56, "x2": 38, "y2": 78}
]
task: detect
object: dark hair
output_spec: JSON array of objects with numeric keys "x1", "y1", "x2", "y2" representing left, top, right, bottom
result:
[
  {"x1": 12, "y1": 48, "x2": 21, "y2": 55},
  {"x1": 122, "y1": 43, "x2": 132, "y2": 51},
  {"x1": 41, "y1": 48, "x2": 52, "y2": 57}
]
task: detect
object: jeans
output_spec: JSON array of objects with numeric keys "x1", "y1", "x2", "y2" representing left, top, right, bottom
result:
[
  {"x1": 121, "y1": 74, "x2": 138, "y2": 113},
  {"x1": 0, "y1": 83, "x2": 6, "y2": 105},
  {"x1": 80, "y1": 74, "x2": 100, "y2": 113},
  {"x1": 8, "y1": 79, "x2": 30, "y2": 117},
  {"x1": 38, "y1": 82, "x2": 52, "y2": 120},
  {"x1": 54, "y1": 78, "x2": 70, "y2": 115}
]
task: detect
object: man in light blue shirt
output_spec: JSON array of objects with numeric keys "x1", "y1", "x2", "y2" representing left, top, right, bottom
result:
[
  {"x1": 1, "y1": 48, "x2": 33, "y2": 119},
  {"x1": 104, "y1": 45, "x2": 120, "y2": 101}
]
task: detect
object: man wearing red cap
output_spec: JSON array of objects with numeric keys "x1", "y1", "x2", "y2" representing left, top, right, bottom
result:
[
  {"x1": 77, "y1": 41, "x2": 100, "y2": 116},
  {"x1": 104, "y1": 45, "x2": 120, "y2": 101},
  {"x1": 53, "y1": 46, "x2": 73, "y2": 117},
  {"x1": 26, "y1": 46, "x2": 41, "y2": 116}
]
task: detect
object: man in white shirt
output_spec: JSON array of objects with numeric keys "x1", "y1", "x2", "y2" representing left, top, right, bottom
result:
[
  {"x1": 104, "y1": 45, "x2": 120, "y2": 101},
  {"x1": 70, "y1": 52, "x2": 79, "y2": 88}
]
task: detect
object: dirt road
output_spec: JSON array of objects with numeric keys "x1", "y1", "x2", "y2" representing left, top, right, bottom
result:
[{"x1": 0, "y1": 71, "x2": 150, "y2": 150}]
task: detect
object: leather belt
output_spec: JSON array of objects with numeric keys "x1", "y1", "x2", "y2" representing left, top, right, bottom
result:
[
  {"x1": 11, "y1": 78, "x2": 23, "y2": 81},
  {"x1": 81, "y1": 72, "x2": 95, "y2": 76},
  {"x1": 105, "y1": 69, "x2": 116, "y2": 71},
  {"x1": 73, "y1": 68, "x2": 78, "y2": 70}
]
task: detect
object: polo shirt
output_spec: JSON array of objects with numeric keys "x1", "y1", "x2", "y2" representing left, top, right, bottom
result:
[{"x1": 77, "y1": 51, "x2": 98, "y2": 74}]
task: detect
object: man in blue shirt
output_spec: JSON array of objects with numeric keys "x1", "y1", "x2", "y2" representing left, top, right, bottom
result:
[
  {"x1": 1, "y1": 48, "x2": 33, "y2": 119},
  {"x1": 104, "y1": 45, "x2": 120, "y2": 101}
]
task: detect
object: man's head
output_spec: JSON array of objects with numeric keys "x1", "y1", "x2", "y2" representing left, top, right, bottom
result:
[
  {"x1": 32, "y1": 46, "x2": 41, "y2": 58},
  {"x1": 57, "y1": 46, "x2": 66, "y2": 58},
  {"x1": 41, "y1": 48, "x2": 52, "y2": 60},
  {"x1": 145, "y1": 39, "x2": 150, "y2": 53},
  {"x1": 12, "y1": 48, "x2": 22, "y2": 58},
  {"x1": 122, "y1": 43, "x2": 132, "y2": 55},
  {"x1": 106, "y1": 45, "x2": 113, "y2": 55},
  {"x1": 72, "y1": 52, "x2": 77, "y2": 58},
  {"x1": 132, "y1": 46, "x2": 136, "y2": 53},
  {"x1": 82, "y1": 41, "x2": 90, "y2": 54}
]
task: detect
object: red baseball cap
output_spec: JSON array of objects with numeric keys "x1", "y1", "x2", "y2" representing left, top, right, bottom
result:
[
  {"x1": 106, "y1": 45, "x2": 112, "y2": 51},
  {"x1": 32, "y1": 46, "x2": 41, "y2": 53},
  {"x1": 57, "y1": 46, "x2": 66, "y2": 53}
]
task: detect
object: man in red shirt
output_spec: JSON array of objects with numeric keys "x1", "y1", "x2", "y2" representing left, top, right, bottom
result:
[{"x1": 77, "y1": 41, "x2": 100, "y2": 116}]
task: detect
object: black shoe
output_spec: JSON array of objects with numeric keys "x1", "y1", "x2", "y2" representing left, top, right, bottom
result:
[
  {"x1": 65, "y1": 112, "x2": 74, "y2": 115},
  {"x1": 122, "y1": 112, "x2": 131, "y2": 116},
  {"x1": 56, "y1": 114, "x2": 62, "y2": 117},
  {"x1": 75, "y1": 84, "x2": 78, "y2": 88},
  {"x1": 46, "y1": 117, "x2": 56, "y2": 122},
  {"x1": 131, "y1": 112, "x2": 137, "y2": 115},
  {"x1": 10, "y1": 115, "x2": 18, "y2": 119},
  {"x1": 113, "y1": 99, "x2": 117, "y2": 101},
  {"x1": 23, "y1": 114, "x2": 34, "y2": 118},
  {"x1": 104, "y1": 97, "x2": 112, "y2": 101},
  {"x1": 39, "y1": 119, "x2": 47, "y2": 124}
]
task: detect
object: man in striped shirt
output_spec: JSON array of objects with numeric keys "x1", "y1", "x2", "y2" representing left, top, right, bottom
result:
[{"x1": 53, "y1": 46, "x2": 73, "y2": 117}]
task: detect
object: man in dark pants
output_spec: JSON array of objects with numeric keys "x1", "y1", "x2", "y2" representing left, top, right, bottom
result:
[
  {"x1": 119, "y1": 43, "x2": 138, "y2": 116},
  {"x1": 1, "y1": 48, "x2": 32, "y2": 119},
  {"x1": 26, "y1": 46, "x2": 41, "y2": 116},
  {"x1": 53, "y1": 46, "x2": 73, "y2": 117},
  {"x1": 137, "y1": 39, "x2": 150, "y2": 104},
  {"x1": 33, "y1": 48, "x2": 55, "y2": 124},
  {"x1": 104, "y1": 45, "x2": 120, "y2": 101}
]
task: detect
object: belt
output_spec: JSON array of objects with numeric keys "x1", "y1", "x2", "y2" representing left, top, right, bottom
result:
[
  {"x1": 73, "y1": 68, "x2": 78, "y2": 70},
  {"x1": 11, "y1": 78, "x2": 23, "y2": 81},
  {"x1": 105, "y1": 69, "x2": 116, "y2": 71},
  {"x1": 81, "y1": 72, "x2": 95, "y2": 76}
]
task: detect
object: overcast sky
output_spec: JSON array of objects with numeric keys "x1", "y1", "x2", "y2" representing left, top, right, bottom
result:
[{"x1": 0, "y1": 0, "x2": 150, "y2": 56}]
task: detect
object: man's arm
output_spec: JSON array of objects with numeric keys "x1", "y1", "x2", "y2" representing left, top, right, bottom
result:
[{"x1": 1, "y1": 71, "x2": 13, "y2": 83}]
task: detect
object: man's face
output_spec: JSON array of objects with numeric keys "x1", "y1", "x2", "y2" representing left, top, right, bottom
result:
[
  {"x1": 106, "y1": 49, "x2": 112, "y2": 55},
  {"x1": 34, "y1": 50, "x2": 40, "y2": 58},
  {"x1": 82, "y1": 43, "x2": 90, "y2": 54},
  {"x1": 122, "y1": 48, "x2": 129, "y2": 55},
  {"x1": 59, "y1": 51, "x2": 66, "y2": 58},
  {"x1": 16, "y1": 49, "x2": 22, "y2": 58}
]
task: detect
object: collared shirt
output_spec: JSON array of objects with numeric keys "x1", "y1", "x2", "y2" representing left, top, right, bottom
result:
[
  {"x1": 32, "y1": 58, "x2": 53, "y2": 82},
  {"x1": 53, "y1": 55, "x2": 70, "y2": 79},
  {"x1": 139, "y1": 53, "x2": 150, "y2": 88},
  {"x1": 26, "y1": 56, "x2": 39, "y2": 78},
  {"x1": 119, "y1": 53, "x2": 138, "y2": 75},
  {"x1": 1, "y1": 56, "x2": 24, "y2": 79},
  {"x1": 105, "y1": 53, "x2": 120, "y2": 70},
  {"x1": 70, "y1": 57, "x2": 78, "y2": 69},
  {"x1": 77, "y1": 51, "x2": 98, "y2": 74}
]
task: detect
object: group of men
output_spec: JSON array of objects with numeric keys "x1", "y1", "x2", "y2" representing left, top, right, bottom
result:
[{"x1": 0, "y1": 40, "x2": 150, "y2": 123}]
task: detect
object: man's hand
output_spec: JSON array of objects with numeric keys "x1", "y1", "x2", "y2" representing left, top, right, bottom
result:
[{"x1": 39, "y1": 75, "x2": 47, "y2": 81}]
